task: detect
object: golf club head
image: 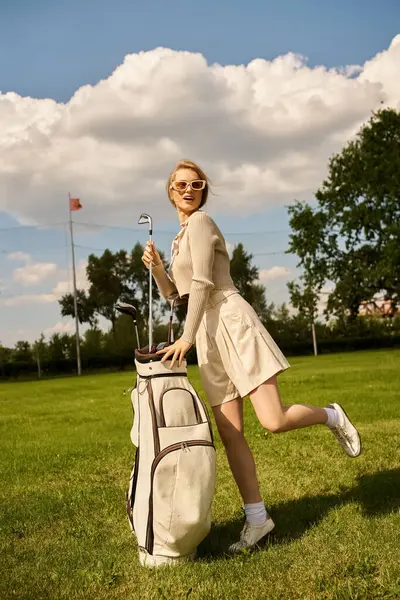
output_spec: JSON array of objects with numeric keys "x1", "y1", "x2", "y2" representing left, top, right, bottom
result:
[
  {"x1": 138, "y1": 213, "x2": 152, "y2": 229},
  {"x1": 115, "y1": 302, "x2": 137, "y2": 318}
]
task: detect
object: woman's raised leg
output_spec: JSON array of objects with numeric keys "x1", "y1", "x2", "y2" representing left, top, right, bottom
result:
[{"x1": 249, "y1": 375, "x2": 361, "y2": 457}]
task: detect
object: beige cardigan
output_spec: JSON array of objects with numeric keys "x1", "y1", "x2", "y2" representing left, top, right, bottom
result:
[{"x1": 152, "y1": 210, "x2": 238, "y2": 345}]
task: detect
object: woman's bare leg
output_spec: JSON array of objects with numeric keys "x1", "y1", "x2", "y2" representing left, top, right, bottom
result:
[
  {"x1": 212, "y1": 396, "x2": 276, "y2": 551},
  {"x1": 249, "y1": 375, "x2": 328, "y2": 433},
  {"x1": 212, "y1": 397, "x2": 262, "y2": 504},
  {"x1": 249, "y1": 375, "x2": 361, "y2": 456}
]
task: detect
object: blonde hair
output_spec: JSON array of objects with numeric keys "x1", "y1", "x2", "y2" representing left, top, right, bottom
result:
[{"x1": 167, "y1": 159, "x2": 211, "y2": 209}]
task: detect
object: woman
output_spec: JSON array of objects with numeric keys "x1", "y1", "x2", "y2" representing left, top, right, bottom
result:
[{"x1": 141, "y1": 159, "x2": 361, "y2": 553}]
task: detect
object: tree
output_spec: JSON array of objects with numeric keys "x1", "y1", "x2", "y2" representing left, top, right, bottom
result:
[
  {"x1": 230, "y1": 243, "x2": 274, "y2": 323},
  {"x1": 47, "y1": 333, "x2": 71, "y2": 362},
  {"x1": 32, "y1": 334, "x2": 47, "y2": 378},
  {"x1": 287, "y1": 108, "x2": 400, "y2": 320},
  {"x1": 0, "y1": 342, "x2": 11, "y2": 376},
  {"x1": 81, "y1": 327, "x2": 105, "y2": 359},
  {"x1": 86, "y1": 250, "x2": 131, "y2": 334},
  {"x1": 59, "y1": 289, "x2": 97, "y2": 327},
  {"x1": 12, "y1": 341, "x2": 32, "y2": 362},
  {"x1": 59, "y1": 249, "x2": 132, "y2": 335},
  {"x1": 287, "y1": 274, "x2": 320, "y2": 326},
  {"x1": 58, "y1": 245, "x2": 169, "y2": 339},
  {"x1": 287, "y1": 271, "x2": 322, "y2": 353}
]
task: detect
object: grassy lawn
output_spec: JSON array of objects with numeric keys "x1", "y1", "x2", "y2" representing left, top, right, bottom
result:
[{"x1": 1, "y1": 349, "x2": 400, "y2": 600}]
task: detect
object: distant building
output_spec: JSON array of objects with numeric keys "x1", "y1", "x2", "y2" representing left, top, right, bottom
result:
[{"x1": 359, "y1": 297, "x2": 399, "y2": 318}]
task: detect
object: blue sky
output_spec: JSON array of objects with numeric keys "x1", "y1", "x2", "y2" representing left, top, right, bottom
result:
[
  {"x1": 1, "y1": 0, "x2": 399, "y2": 102},
  {"x1": 1, "y1": 0, "x2": 399, "y2": 346}
]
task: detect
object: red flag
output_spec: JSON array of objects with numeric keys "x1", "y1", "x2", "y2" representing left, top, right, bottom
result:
[{"x1": 69, "y1": 197, "x2": 82, "y2": 211}]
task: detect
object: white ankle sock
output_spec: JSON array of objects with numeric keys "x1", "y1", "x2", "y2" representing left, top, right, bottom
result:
[
  {"x1": 244, "y1": 501, "x2": 267, "y2": 526},
  {"x1": 324, "y1": 407, "x2": 343, "y2": 428}
]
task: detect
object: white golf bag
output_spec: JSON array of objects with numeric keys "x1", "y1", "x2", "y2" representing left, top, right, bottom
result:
[
  {"x1": 119, "y1": 214, "x2": 216, "y2": 568},
  {"x1": 127, "y1": 350, "x2": 216, "y2": 567}
]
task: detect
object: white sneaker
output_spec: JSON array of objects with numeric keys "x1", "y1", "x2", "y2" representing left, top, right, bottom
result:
[
  {"x1": 228, "y1": 517, "x2": 275, "y2": 553},
  {"x1": 326, "y1": 403, "x2": 361, "y2": 458}
]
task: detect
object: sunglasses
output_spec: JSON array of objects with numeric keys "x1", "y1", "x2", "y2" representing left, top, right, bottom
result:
[{"x1": 171, "y1": 180, "x2": 206, "y2": 192}]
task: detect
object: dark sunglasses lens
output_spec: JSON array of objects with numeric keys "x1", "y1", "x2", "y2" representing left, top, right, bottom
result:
[
  {"x1": 191, "y1": 181, "x2": 204, "y2": 190},
  {"x1": 175, "y1": 181, "x2": 187, "y2": 191}
]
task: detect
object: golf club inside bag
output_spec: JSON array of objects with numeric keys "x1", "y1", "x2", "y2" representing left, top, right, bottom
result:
[{"x1": 118, "y1": 213, "x2": 216, "y2": 568}]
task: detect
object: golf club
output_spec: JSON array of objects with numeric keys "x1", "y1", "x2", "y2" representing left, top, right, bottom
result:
[
  {"x1": 138, "y1": 213, "x2": 153, "y2": 353},
  {"x1": 115, "y1": 302, "x2": 141, "y2": 349}
]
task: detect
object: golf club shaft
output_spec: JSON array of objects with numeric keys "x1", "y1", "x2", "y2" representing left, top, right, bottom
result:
[
  {"x1": 138, "y1": 213, "x2": 153, "y2": 352},
  {"x1": 170, "y1": 303, "x2": 174, "y2": 343},
  {"x1": 149, "y1": 227, "x2": 152, "y2": 350},
  {"x1": 135, "y1": 324, "x2": 140, "y2": 349},
  {"x1": 132, "y1": 318, "x2": 141, "y2": 349}
]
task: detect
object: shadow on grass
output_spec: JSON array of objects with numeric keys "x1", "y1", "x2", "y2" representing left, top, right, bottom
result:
[{"x1": 198, "y1": 468, "x2": 400, "y2": 560}]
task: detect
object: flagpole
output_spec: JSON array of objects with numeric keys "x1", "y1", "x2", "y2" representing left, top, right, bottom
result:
[{"x1": 69, "y1": 193, "x2": 82, "y2": 376}]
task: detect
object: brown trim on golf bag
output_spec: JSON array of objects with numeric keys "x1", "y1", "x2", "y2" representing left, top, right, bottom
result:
[
  {"x1": 126, "y1": 447, "x2": 139, "y2": 530},
  {"x1": 126, "y1": 382, "x2": 140, "y2": 532},
  {"x1": 139, "y1": 372, "x2": 188, "y2": 379},
  {"x1": 159, "y1": 387, "x2": 202, "y2": 427},
  {"x1": 146, "y1": 379, "x2": 160, "y2": 457},
  {"x1": 145, "y1": 440, "x2": 215, "y2": 555}
]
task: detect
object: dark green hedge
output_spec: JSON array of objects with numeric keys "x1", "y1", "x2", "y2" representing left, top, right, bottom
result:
[{"x1": 1, "y1": 335, "x2": 399, "y2": 380}]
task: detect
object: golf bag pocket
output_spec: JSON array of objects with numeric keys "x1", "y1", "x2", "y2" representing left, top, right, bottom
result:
[
  {"x1": 160, "y1": 388, "x2": 202, "y2": 427},
  {"x1": 158, "y1": 422, "x2": 212, "y2": 451},
  {"x1": 151, "y1": 441, "x2": 216, "y2": 557},
  {"x1": 130, "y1": 387, "x2": 139, "y2": 447}
]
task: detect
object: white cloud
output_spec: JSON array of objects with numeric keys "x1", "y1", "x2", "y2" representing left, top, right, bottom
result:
[
  {"x1": 0, "y1": 37, "x2": 399, "y2": 225},
  {"x1": 44, "y1": 320, "x2": 75, "y2": 335},
  {"x1": 8, "y1": 251, "x2": 31, "y2": 262},
  {"x1": 1, "y1": 294, "x2": 55, "y2": 306},
  {"x1": 259, "y1": 266, "x2": 291, "y2": 282},
  {"x1": 13, "y1": 262, "x2": 57, "y2": 285},
  {"x1": 52, "y1": 260, "x2": 89, "y2": 295},
  {"x1": 1, "y1": 259, "x2": 89, "y2": 307}
]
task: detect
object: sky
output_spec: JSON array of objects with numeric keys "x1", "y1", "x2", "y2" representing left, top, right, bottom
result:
[{"x1": 1, "y1": 0, "x2": 400, "y2": 346}]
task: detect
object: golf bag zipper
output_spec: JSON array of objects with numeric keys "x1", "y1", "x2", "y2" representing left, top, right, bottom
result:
[
  {"x1": 141, "y1": 376, "x2": 214, "y2": 445},
  {"x1": 145, "y1": 440, "x2": 215, "y2": 555},
  {"x1": 139, "y1": 372, "x2": 188, "y2": 380}
]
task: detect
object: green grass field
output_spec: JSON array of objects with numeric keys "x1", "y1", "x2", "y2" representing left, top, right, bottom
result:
[{"x1": 1, "y1": 349, "x2": 400, "y2": 600}]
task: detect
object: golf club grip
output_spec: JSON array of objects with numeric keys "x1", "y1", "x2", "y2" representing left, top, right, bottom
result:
[{"x1": 167, "y1": 314, "x2": 173, "y2": 345}]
